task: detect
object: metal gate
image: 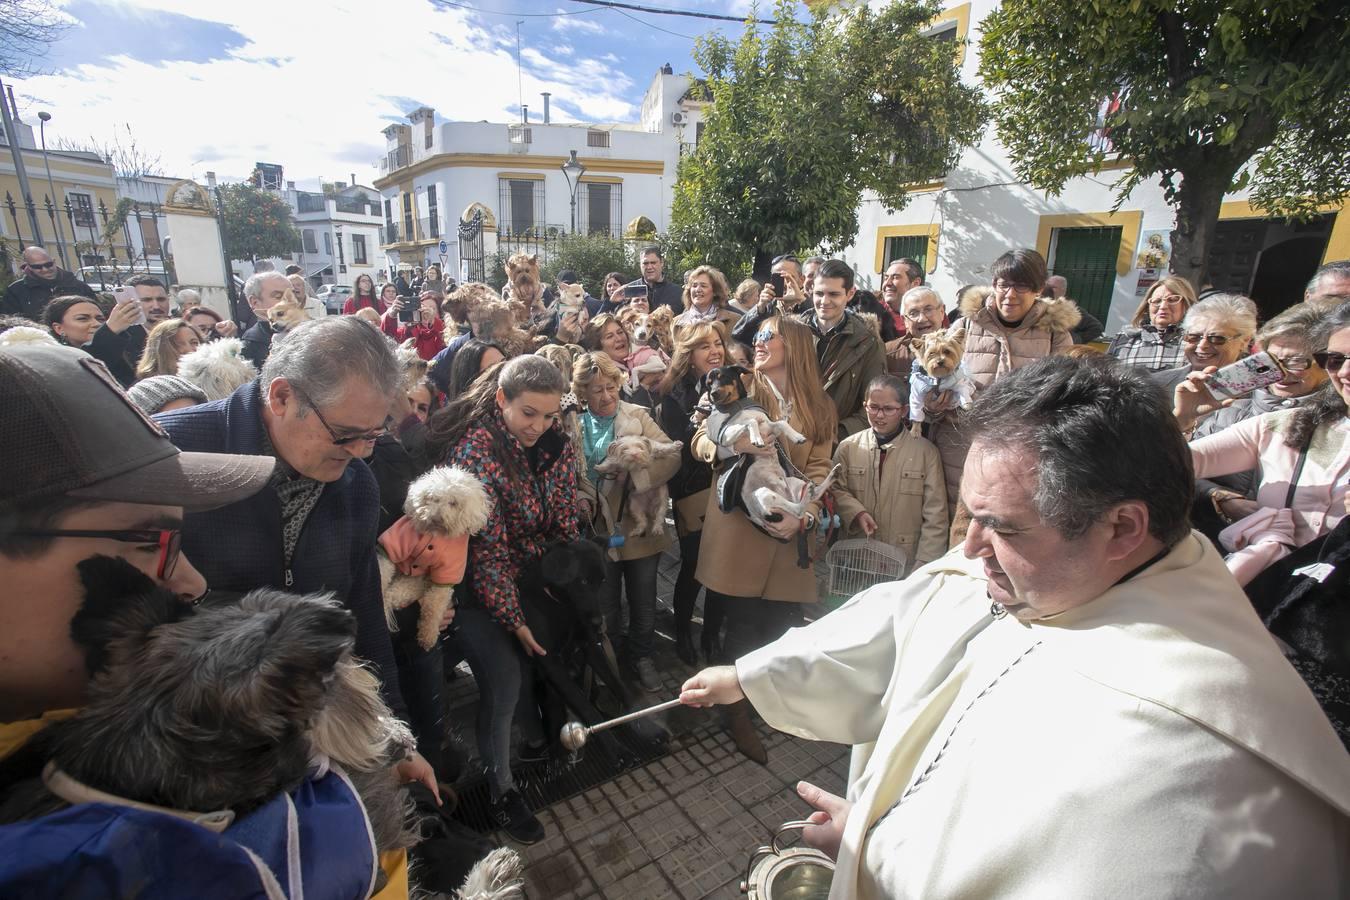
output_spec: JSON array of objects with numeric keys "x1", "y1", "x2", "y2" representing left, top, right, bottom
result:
[
  {"x1": 3, "y1": 192, "x2": 174, "y2": 289},
  {"x1": 1048, "y1": 226, "x2": 1121, "y2": 323},
  {"x1": 458, "y1": 210, "x2": 484, "y2": 283}
]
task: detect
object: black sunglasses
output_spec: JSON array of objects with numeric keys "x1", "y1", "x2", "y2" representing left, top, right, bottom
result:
[
  {"x1": 1312, "y1": 350, "x2": 1348, "y2": 371},
  {"x1": 27, "y1": 262, "x2": 55, "y2": 271}
]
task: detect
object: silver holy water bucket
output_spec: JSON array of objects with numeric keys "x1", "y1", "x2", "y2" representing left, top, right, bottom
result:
[{"x1": 740, "y1": 820, "x2": 836, "y2": 900}]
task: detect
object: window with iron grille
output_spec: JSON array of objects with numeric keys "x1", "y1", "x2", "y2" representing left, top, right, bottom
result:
[
  {"x1": 70, "y1": 192, "x2": 95, "y2": 228},
  {"x1": 508, "y1": 125, "x2": 532, "y2": 144},
  {"x1": 498, "y1": 178, "x2": 544, "y2": 235},
  {"x1": 587, "y1": 130, "x2": 610, "y2": 148},
  {"x1": 882, "y1": 235, "x2": 928, "y2": 273},
  {"x1": 402, "y1": 193, "x2": 414, "y2": 240},
  {"x1": 425, "y1": 185, "x2": 439, "y2": 239},
  {"x1": 1048, "y1": 226, "x2": 1122, "y2": 322},
  {"x1": 352, "y1": 234, "x2": 368, "y2": 265},
  {"x1": 302, "y1": 229, "x2": 318, "y2": 254},
  {"x1": 578, "y1": 182, "x2": 622, "y2": 237}
]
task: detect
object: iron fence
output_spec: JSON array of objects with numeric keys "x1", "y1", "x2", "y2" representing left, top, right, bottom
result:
[{"x1": 3, "y1": 192, "x2": 174, "y2": 289}]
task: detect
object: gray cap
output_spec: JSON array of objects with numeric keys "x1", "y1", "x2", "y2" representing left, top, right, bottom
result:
[
  {"x1": 0, "y1": 343, "x2": 274, "y2": 512},
  {"x1": 126, "y1": 375, "x2": 209, "y2": 415}
]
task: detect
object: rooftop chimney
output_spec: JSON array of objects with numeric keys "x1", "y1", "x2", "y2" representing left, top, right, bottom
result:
[
  {"x1": 206, "y1": 171, "x2": 217, "y2": 188},
  {"x1": 522, "y1": 105, "x2": 529, "y2": 124},
  {"x1": 286, "y1": 180, "x2": 295, "y2": 190},
  {"x1": 541, "y1": 92, "x2": 551, "y2": 124},
  {"x1": 350, "y1": 173, "x2": 356, "y2": 185}
]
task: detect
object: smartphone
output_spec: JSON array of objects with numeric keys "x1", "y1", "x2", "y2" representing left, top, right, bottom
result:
[
  {"x1": 1206, "y1": 351, "x2": 1287, "y2": 399},
  {"x1": 397, "y1": 297, "x2": 416, "y2": 323},
  {"x1": 621, "y1": 283, "x2": 649, "y2": 301},
  {"x1": 767, "y1": 273, "x2": 787, "y2": 298},
  {"x1": 114, "y1": 286, "x2": 147, "y2": 327}
]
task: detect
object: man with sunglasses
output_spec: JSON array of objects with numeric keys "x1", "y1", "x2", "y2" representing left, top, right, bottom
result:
[
  {"x1": 152, "y1": 316, "x2": 437, "y2": 792},
  {"x1": 1, "y1": 247, "x2": 97, "y2": 321}
]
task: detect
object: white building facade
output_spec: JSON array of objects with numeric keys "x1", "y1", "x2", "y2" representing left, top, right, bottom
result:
[
  {"x1": 372, "y1": 69, "x2": 707, "y2": 280},
  {"x1": 838, "y1": 0, "x2": 1349, "y2": 329}
]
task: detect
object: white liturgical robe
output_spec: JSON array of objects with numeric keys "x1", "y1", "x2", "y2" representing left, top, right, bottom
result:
[{"x1": 736, "y1": 533, "x2": 1350, "y2": 898}]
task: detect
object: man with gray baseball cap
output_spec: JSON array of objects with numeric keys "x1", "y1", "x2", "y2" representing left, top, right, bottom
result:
[{"x1": 0, "y1": 341, "x2": 274, "y2": 722}]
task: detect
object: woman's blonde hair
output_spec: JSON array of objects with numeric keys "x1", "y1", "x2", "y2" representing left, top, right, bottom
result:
[
  {"x1": 680, "y1": 265, "x2": 730, "y2": 310},
  {"x1": 571, "y1": 351, "x2": 625, "y2": 397},
  {"x1": 733, "y1": 278, "x2": 761, "y2": 308},
  {"x1": 754, "y1": 316, "x2": 837, "y2": 445},
  {"x1": 135, "y1": 318, "x2": 196, "y2": 379},
  {"x1": 583, "y1": 312, "x2": 629, "y2": 356},
  {"x1": 659, "y1": 321, "x2": 730, "y2": 395},
  {"x1": 1130, "y1": 275, "x2": 1197, "y2": 326}
]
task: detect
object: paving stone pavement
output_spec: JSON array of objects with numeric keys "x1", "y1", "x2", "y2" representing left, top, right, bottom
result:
[{"x1": 440, "y1": 545, "x2": 851, "y2": 898}]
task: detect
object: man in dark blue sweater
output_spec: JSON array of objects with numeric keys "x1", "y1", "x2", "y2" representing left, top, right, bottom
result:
[{"x1": 157, "y1": 316, "x2": 440, "y2": 792}]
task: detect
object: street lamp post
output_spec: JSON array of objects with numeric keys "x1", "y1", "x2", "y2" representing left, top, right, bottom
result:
[
  {"x1": 335, "y1": 224, "x2": 346, "y2": 278},
  {"x1": 560, "y1": 150, "x2": 585, "y2": 235},
  {"x1": 36, "y1": 112, "x2": 70, "y2": 269}
]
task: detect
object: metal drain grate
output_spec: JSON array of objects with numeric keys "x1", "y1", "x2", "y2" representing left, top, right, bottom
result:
[{"x1": 451, "y1": 734, "x2": 670, "y2": 833}]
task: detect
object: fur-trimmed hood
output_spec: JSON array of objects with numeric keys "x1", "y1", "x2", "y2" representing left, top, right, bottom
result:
[{"x1": 959, "y1": 292, "x2": 1082, "y2": 335}]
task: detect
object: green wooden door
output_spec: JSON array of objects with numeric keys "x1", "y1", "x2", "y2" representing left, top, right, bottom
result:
[
  {"x1": 1050, "y1": 226, "x2": 1121, "y2": 322},
  {"x1": 883, "y1": 235, "x2": 928, "y2": 273}
]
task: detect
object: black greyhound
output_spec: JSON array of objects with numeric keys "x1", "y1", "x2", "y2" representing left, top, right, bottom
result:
[{"x1": 519, "y1": 539, "x2": 669, "y2": 765}]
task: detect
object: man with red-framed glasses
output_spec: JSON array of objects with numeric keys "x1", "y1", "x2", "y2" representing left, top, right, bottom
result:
[{"x1": 0, "y1": 342, "x2": 274, "y2": 721}]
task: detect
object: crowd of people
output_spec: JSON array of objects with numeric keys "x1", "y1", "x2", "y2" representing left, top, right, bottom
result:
[{"x1": 1, "y1": 239, "x2": 1348, "y2": 896}]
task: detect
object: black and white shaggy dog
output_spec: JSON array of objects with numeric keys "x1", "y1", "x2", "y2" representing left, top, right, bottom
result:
[{"x1": 0, "y1": 556, "x2": 419, "y2": 857}]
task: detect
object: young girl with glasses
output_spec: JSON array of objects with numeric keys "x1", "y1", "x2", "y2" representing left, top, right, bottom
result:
[{"x1": 831, "y1": 374, "x2": 949, "y2": 576}]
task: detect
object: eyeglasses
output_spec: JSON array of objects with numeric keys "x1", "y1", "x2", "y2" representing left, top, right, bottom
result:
[
  {"x1": 14, "y1": 529, "x2": 181, "y2": 580},
  {"x1": 864, "y1": 403, "x2": 905, "y2": 415},
  {"x1": 1147, "y1": 295, "x2": 1184, "y2": 307},
  {"x1": 992, "y1": 280, "x2": 1034, "y2": 294},
  {"x1": 27, "y1": 262, "x2": 55, "y2": 271},
  {"x1": 1269, "y1": 355, "x2": 1313, "y2": 372},
  {"x1": 291, "y1": 385, "x2": 386, "y2": 446},
  {"x1": 1182, "y1": 332, "x2": 1235, "y2": 346},
  {"x1": 902, "y1": 305, "x2": 942, "y2": 320},
  {"x1": 753, "y1": 329, "x2": 777, "y2": 345},
  {"x1": 1312, "y1": 350, "x2": 1349, "y2": 370}
]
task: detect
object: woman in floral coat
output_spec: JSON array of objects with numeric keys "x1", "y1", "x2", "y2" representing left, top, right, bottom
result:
[{"x1": 424, "y1": 354, "x2": 578, "y2": 845}]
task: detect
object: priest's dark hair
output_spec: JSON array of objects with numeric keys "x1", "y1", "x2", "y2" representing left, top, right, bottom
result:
[{"x1": 962, "y1": 355, "x2": 1193, "y2": 547}]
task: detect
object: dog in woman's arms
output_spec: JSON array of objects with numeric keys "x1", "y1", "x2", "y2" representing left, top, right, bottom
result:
[
  {"x1": 378, "y1": 465, "x2": 493, "y2": 650},
  {"x1": 593, "y1": 434, "x2": 682, "y2": 538}
]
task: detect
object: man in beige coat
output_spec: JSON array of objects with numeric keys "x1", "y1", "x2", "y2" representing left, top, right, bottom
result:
[{"x1": 683, "y1": 357, "x2": 1350, "y2": 898}]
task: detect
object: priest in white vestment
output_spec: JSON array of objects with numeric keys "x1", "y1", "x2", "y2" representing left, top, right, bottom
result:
[{"x1": 682, "y1": 357, "x2": 1350, "y2": 898}]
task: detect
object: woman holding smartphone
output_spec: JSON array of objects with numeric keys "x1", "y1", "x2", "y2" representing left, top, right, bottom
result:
[{"x1": 381, "y1": 290, "x2": 446, "y2": 360}]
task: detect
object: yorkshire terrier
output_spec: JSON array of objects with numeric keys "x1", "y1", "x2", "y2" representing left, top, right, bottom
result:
[{"x1": 908, "y1": 325, "x2": 975, "y2": 426}]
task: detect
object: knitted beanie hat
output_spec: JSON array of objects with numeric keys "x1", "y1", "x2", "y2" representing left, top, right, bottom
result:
[{"x1": 126, "y1": 374, "x2": 209, "y2": 415}]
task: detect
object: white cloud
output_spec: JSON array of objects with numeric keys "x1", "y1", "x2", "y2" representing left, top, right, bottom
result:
[
  {"x1": 12, "y1": 0, "x2": 638, "y2": 185},
  {"x1": 552, "y1": 10, "x2": 606, "y2": 34}
]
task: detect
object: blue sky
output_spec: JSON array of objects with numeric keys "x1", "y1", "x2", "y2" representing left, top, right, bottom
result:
[{"x1": 11, "y1": 0, "x2": 795, "y2": 188}]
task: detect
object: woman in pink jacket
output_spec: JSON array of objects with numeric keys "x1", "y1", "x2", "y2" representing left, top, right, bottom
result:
[{"x1": 1182, "y1": 302, "x2": 1350, "y2": 582}]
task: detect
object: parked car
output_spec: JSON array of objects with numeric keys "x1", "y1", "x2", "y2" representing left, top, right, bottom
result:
[{"x1": 316, "y1": 284, "x2": 354, "y2": 315}]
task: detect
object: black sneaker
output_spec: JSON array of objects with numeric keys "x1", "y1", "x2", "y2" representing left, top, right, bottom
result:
[{"x1": 491, "y1": 789, "x2": 545, "y2": 844}]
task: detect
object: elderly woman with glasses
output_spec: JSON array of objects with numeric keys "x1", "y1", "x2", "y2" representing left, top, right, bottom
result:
[
  {"x1": 1171, "y1": 304, "x2": 1331, "y2": 541},
  {"x1": 1176, "y1": 302, "x2": 1350, "y2": 587},
  {"x1": 570, "y1": 352, "x2": 681, "y2": 693},
  {"x1": 1107, "y1": 275, "x2": 1198, "y2": 371},
  {"x1": 1150, "y1": 293, "x2": 1257, "y2": 399}
]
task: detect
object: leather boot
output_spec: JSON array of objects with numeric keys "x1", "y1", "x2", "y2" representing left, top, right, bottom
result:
[
  {"x1": 675, "y1": 622, "x2": 698, "y2": 667},
  {"x1": 725, "y1": 699, "x2": 768, "y2": 765}
]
